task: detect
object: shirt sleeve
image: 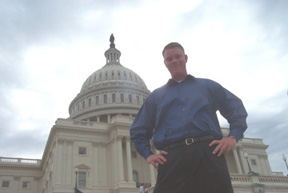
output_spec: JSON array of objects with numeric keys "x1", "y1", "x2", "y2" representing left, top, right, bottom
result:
[
  {"x1": 130, "y1": 93, "x2": 156, "y2": 160},
  {"x1": 211, "y1": 81, "x2": 248, "y2": 141}
]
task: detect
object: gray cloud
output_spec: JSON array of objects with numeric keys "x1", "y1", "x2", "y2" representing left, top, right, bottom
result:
[
  {"x1": 0, "y1": 129, "x2": 48, "y2": 158},
  {"x1": 245, "y1": 90, "x2": 288, "y2": 171}
]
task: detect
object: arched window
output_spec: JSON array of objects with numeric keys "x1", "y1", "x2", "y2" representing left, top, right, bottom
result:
[
  {"x1": 88, "y1": 98, "x2": 92, "y2": 107},
  {"x1": 112, "y1": 93, "x2": 116, "y2": 103},
  {"x1": 93, "y1": 74, "x2": 96, "y2": 82},
  {"x1": 96, "y1": 96, "x2": 99, "y2": 105},
  {"x1": 129, "y1": 94, "x2": 132, "y2": 103},
  {"x1": 129, "y1": 72, "x2": 132, "y2": 79},
  {"x1": 136, "y1": 95, "x2": 140, "y2": 104},
  {"x1": 120, "y1": 93, "x2": 124, "y2": 103},
  {"x1": 104, "y1": 94, "x2": 107, "y2": 104},
  {"x1": 135, "y1": 74, "x2": 138, "y2": 82},
  {"x1": 82, "y1": 101, "x2": 85, "y2": 109}
]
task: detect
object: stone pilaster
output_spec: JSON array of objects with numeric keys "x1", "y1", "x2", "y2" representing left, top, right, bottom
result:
[{"x1": 233, "y1": 147, "x2": 243, "y2": 174}]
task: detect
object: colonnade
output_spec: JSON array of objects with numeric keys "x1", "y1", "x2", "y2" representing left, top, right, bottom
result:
[{"x1": 113, "y1": 135, "x2": 156, "y2": 187}]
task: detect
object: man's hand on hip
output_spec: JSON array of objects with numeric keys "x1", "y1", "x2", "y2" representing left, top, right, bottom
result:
[
  {"x1": 146, "y1": 151, "x2": 168, "y2": 169},
  {"x1": 209, "y1": 136, "x2": 236, "y2": 157}
]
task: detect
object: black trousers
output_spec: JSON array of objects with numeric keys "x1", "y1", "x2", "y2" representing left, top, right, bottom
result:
[{"x1": 153, "y1": 139, "x2": 234, "y2": 193}]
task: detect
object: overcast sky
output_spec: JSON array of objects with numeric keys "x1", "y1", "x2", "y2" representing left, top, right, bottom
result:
[{"x1": 0, "y1": 0, "x2": 287, "y2": 175}]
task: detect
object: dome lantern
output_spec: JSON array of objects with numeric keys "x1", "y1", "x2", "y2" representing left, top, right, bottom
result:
[{"x1": 104, "y1": 34, "x2": 121, "y2": 65}]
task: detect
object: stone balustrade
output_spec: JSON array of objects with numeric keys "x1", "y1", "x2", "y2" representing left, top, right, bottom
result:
[
  {"x1": 0, "y1": 156, "x2": 41, "y2": 167},
  {"x1": 230, "y1": 173, "x2": 288, "y2": 186}
]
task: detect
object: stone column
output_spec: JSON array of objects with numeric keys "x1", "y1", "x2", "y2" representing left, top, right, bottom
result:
[
  {"x1": 264, "y1": 155, "x2": 272, "y2": 174},
  {"x1": 98, "y1": 143, "x2": 107, "y2": 186},
  {"x1": 149, "y1": 146, "x2": 158, "y2": 186},
  {"x1": 125, "y1": 137, "x2": 134, "y2": 183},
  {"x1": 108, "y1": 114, "x2": 111, "y2": 123},
  {"x1": 117, "y1": 136, "x2": 125, "y2": 183},
  {"x1": 93, "y1": 143, "x2": 99, "y2": 186},
  {"x1": 14, "y1": 176, "x2": 20, "y2": 193},
  {"x1": 55, "y1": 139, "x2": 64, "y2": 184},
  {"x1": 65, "y1": 140, "x2": 73, "y2": 185},
  {"x1": 149, "y1": 165, "x2": 156, "y2": 186},
  {"x1": 238, "y1": 147, "x2": 248, "y2": 174},
  {"x1": 63, "y1": 139, "x2": 67, "y2": 184},
  {"x1": 233, "y1": 147, "x2": 243, "y2": 174}
]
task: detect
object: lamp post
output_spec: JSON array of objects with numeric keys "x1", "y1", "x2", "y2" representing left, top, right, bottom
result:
[
  {"x1": 74, "y1": 168, "x2": 79, "y2": 193},
  {"x1": 243, "y1": 152, "x2": 258, "y2": 176},
  {"x1": 243, "y1": 152, "x2": 252, "y2": 174},
  {"x1": 282, "y1": 154, "x2": 288, "y2": 176}
]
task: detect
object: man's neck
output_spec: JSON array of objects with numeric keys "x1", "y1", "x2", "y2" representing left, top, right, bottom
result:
[{"x1": 172, "y1": 74, "x2": 187, "y2": 82}]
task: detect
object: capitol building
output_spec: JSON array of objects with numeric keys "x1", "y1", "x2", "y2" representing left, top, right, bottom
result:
[{"x1": 0, "y1": 35, "x2": 288, "y2": 193}]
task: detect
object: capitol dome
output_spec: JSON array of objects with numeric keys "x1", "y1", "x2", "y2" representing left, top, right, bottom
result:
[{"x1": 69, "y1": 35, "x2": 150, "y2": 122}]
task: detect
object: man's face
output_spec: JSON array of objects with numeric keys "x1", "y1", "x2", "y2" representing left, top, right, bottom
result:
[{"x1": 163, "y1": 47, "x2": 188, "y2": 81}]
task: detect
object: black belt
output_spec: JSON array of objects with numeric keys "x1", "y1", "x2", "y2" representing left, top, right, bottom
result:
[{"x1": 163, "y1": 135, "x2": 214, "y2": 151}]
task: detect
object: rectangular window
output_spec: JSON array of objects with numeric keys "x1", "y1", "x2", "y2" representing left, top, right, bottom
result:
[
  {"x1": 23, "y1": 181, "x2": 30, "y2": 188},
  {"x1": 79, "y1": 147, "x2": 87, "y2": 155},
  {"x1": 2, "y1": 181, "x2": 9, "y2": 187},
  {"x1": 78, "y1": 172, "x2": 86, "y2": 188},
  {"x1": 251, "y1": 159, "x2": 257, "y2": 166}
]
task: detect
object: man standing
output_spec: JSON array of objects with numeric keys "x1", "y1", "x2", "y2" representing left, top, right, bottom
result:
[
  {"x1": 139, "y1": 184, "x2": 144, "y2": 193},
  {"x1": 130, "y1": 42, "x2": 248, "y2": 193}
]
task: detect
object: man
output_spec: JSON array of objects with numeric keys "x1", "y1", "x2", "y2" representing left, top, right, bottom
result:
[
  {"x1": 130, "y1": 42, "x2": 248, "y2": 193},
  {"x1": 139, "y1": 184, "x2": 144, "y2": 193}
]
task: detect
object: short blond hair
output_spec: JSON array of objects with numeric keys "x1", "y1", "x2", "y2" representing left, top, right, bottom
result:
[{"x1": 162, "y1": 42, "x2": 185, "y2": 56}]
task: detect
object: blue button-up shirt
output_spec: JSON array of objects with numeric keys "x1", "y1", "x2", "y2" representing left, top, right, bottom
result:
[{"x1": 130, "y1": 75, "x2": 248, "y2": 159}]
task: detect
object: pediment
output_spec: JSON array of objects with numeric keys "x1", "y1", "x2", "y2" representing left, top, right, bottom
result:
[{"x1": 75, "y1": 164, "x2": 90, "y2": 169}]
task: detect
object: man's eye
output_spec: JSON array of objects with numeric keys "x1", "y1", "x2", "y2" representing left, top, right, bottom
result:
[
  {"x1": 175, "y1": 54, "x2": 182, "y2": 59},
  {"x1": 165, "y1": 57, "x2": 172, "y2": 62}
]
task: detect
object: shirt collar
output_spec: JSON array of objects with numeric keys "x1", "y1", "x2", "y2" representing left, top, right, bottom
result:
[{"x1": 167, "y1": 74, "x2": 195, "y2": 86}]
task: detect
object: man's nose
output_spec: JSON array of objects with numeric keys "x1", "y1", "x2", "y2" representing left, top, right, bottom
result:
[{"x1": 171, "y1": 57, "x2": 178, "y2": 63}]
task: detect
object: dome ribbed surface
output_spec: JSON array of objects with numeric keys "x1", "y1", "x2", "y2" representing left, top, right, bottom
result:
[{"x1": 80, "y1": 64, "x2": 147, "y2": 93}]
